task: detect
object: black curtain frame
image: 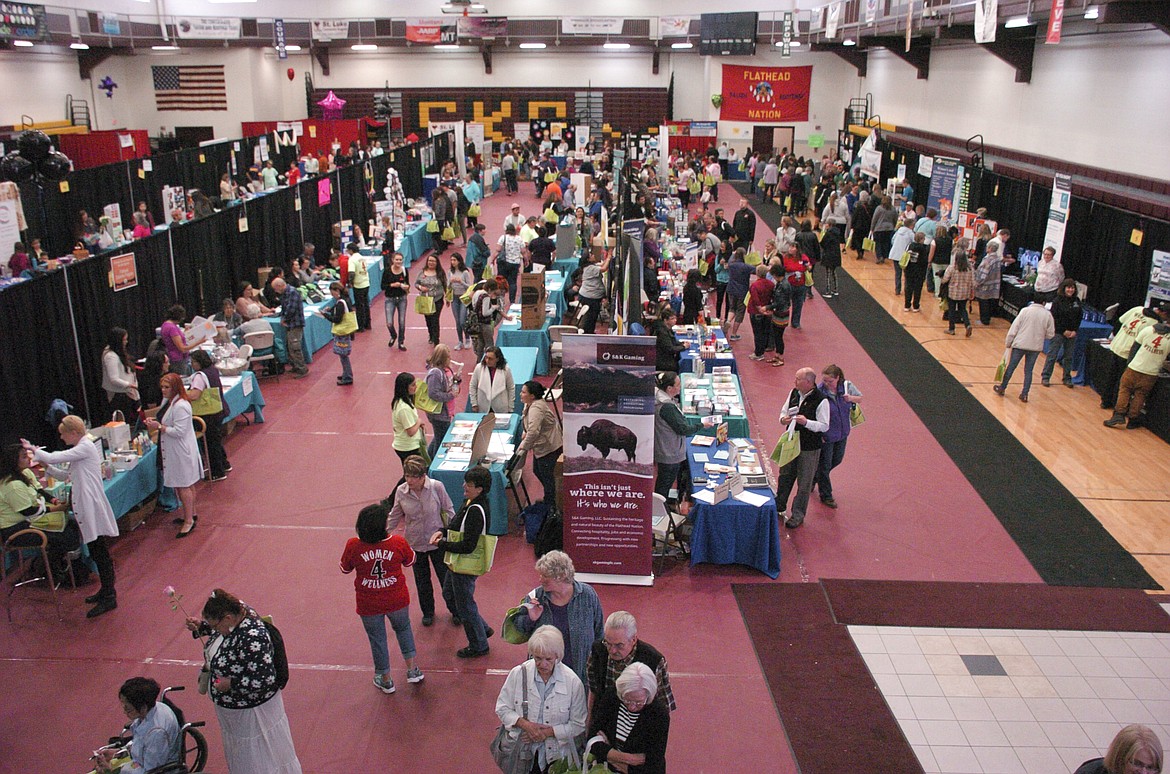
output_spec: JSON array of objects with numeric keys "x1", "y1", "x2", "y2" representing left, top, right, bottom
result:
[{"x1": 0, "y1": 133, "x2": 453, "y2": 446}]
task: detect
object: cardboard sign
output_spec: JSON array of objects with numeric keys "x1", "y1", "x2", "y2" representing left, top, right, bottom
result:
[{"x1": 109, "y1": 253, "x2": 137, "y2": 291}]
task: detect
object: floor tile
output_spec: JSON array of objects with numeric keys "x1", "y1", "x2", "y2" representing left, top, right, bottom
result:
[
  {"x1": 984, "y1": 636, "x2": 1028, "y2": 656},
  {"x1": 937, "y1": 675, "x2": 982, "y2": 697},
  {"x1": 975, "y1": 675, "x2": 1020, "y2": 698},
  {"x1": 962, "y1": 654, "x2": 1008, "y2": 676},
  {"x1": 1057, "y1": 747, "x2": 1101, "y2": 771},
  {"x1": 1039, "y1": 721, "x2": 1092, "y2": 747},
  {"x1": 1056, "y1": 637, "x2": 1100, "y2": 657},
  {"x1": 1084, "y1": 675, "x2": 1137, "y2": 699},
  {"x1": 909, "y1": 695, "x2": 956, "y2": 720},
  {"x1": 947, "y1": 696, "x2": 995, "y2": 721},
  {"x1": 1127, "y1": 640, "x2": 1170, "y2": 659},
  {"x1": 961, "y1": 719, "x2": 1009, "y2": 746},
  {"x1": 874, "y1": 671, "x2": 905, "y2": 696},
  {"x1": 1030, "y1": 654, "x2": 1078, "y2": 677},
  {"x1": 1019, "y1": 635, "x2": 1063, "y2": 657},
  {"x1": 1146, "y1": 658, "x2": 1170, "y2": 679},
  {"x1": 918, "y1": 719, "x2": 969, "y2": 746},
  {"x1": 898, "y1": 717, "x2": 927, "y2": 746},
  {"x1": 885, "y1": 693, "x2": 915, "y2": 720},
  {"x1": 890, "y1": 652, "x2": 935, "y2": 674},
  {"x1": 972, "y1": 745, "x2": 1026, "y2": 774},
  {"x1": 985, "y1": 697, "x2": 1036, "y2": 723},
  {"x1": 913, "y1": 744, "x2": 940, "y2": 773},
  {"x1": 1108, "y1": 657, "x2": 1156, "y2": 679},
  {"x1": 1060, "y1": 697, "x2": 1114, "y2": 723},
  {"x1": 863, "y1": 652, "x2": 896, "y2": 674},
  {"x1": 996, "y1": 654, "x2": 1043, "y2": 677},
  {"x1": 912, "y1": 627, "x2": 950, "y2": 637},
  {"x1": 1085, "y1": 635, "x2": 1137, "y2": 658},
  {"x1": 848, "y1": 624, "x2": 880, "y2": 635},
  {"x1": 1010, "y1": 675, "x2": 1057, "y2": 698},
  {"x1": 851, "y1": 632, "x2": 886, "y2": 653},
  {"x1": 1079, "y1": 721, "x2": 1123, "y2": 750},
  {"x1": 930, "y1": 744, "x2": 982, "y2": 773},
  {"x1": 901, "y1": 672, "x2": 945, "y2": 697},
  {"x1": 882, "y1": 633, "x2": 923, "y2": 654},
  {"x1": 1023, "y1": 697, "x2": 1074, "y2": 722},
  {"x1": 1068, "y1": 655, "x2": 1118, "y2": 678},
  {"x1": 918, "y1": 635, "x2": 959, "y2": 655},
  {"x1": 1046, "y1": 675, "x2": 1097, "y2": 699},
  {"x1": 1000, "y1": 720, "x2": 1049, "y2": 747},
  {"x1": 1142, "y1": 699, "x2": 1170, "y2": 720},
  {"x1": 1103, "y1": 698, "x2": 1156, "y2": 724},
  {"x1": 1126, "y1": 677, "x2": 1170, "y2": 701},
  {"x1": 927, "y1": 653, "x2": 972, "y2": 676},
  {"x1": 951, "y1": 635, "x2": 993, "y2": 655},
  {"x1": 1013, "y1": 746, "x2": 1067, "y2": 774}
]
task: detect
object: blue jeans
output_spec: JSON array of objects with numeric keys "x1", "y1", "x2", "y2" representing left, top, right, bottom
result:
[
  {"x1": 384, "y1": 296, "x2": 408, "y2": 344},
  {"x1": 814, "y1": 437, "x2": 848, "y2": 501},
  {"x1": 451, "y1": 299, "x2": 469, "y2": 344},
  {"x1": 339, "y1": 352, "x2": 353, "y2": 381},
  {"x1": 893, "y1": 262, "x2": 903, "y2": 295},
  {"x1": 360, "y1": 607, "x2": 416, "y2": 674},
  {"x1": 497, "y1": 261, "x2": 520, "y2": 304},
  {"x1": 1041, "y1": 334, "x2": 1075, "y2": 382},
  {"x1": 428, "y1": 414, "x2": 450, "y2": 459},
  {"x1": 442, "y1": 570, "x2": 488, "y2": 651},
  {"x1": 1000, "y1": 348, "x2": 1040, "y2": 397},
  {"x1": 789, "y1": 288, "x2": 806, "y2": 328}
]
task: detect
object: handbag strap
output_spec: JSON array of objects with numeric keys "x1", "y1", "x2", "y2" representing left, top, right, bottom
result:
[{"x1": 521, "y1": 662, "x2": 529, "y2": 719}]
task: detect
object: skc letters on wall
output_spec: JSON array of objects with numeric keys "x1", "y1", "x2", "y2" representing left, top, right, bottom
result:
[{"x1": 719, "y1": 64, "x2": 813, "y2": 122}]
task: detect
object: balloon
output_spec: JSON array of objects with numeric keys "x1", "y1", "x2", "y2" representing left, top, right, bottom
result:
[
  {"x1": 287, "y1": 67, "x2": 295, "y2": 81},
  {"x1": 38, "y1": 151, "x2": 72, "y2": 182},
  {"x1": 0, "y1": 151, "x2": 35, "y2": 183},
  {"x1": 16, "y1": 130, "x2": 53, "y2": 163}
]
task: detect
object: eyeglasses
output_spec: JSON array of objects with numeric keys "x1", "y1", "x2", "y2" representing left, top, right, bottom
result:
[
  {"x1": 1129, "y1": 761, "x2": 1160, "y2": 774},
  {"x1": 602, "y1": 638, "x2": 633, "y2": 650}
]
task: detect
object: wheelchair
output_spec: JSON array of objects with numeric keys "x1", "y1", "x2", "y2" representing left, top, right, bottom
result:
[{"x1": 90, "y1": 685, "x2": 208, "y2": 774}]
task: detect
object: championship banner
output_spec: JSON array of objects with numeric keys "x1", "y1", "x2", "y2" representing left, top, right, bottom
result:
[
  {"x1": 175, "y1": 17, "x2": 241, "y2": 39},
  {"x1": 926, "y1": 157, "x2": 962, "y2": 225},
  {"x1": 562, "y1": 334, "x2": 657, "y2": 585},
  {"x1": 457, "y1": 16, "x2": 506, "y2": 38},
  {"x1": 825, "y1": 1, "x2": 842, "y2": 39},
  {"x1": 1043, "y1": 173, "x2": 1072, "y2": 260},
  {"x1": 720, "y1": 65, "x2": 812, "y2": 122},
  {"x1": 405, "y1": 18, "x2": 456, "y2": 44},
  {"x1": 975, "y1": 0, "x2": 998, "y2": 43},
  {"x1": 864, "y1": 0, "x2": 878, "y2": 24}
]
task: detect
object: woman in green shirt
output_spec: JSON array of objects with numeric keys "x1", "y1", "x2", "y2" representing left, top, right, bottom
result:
[
  {"x1": 0, "y1": 443, "x2": 79, "y2": 578},
  {"x1": 389, "y1": 372, "x2": 425, "y2": 506}
]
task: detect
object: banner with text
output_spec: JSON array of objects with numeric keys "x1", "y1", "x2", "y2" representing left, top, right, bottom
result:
[
  {"x1": 719, "y1": 64, "x2": 813, "y2": 122},
  {"x1": 405, "y1": 18, "x2": 456, "y2": 44},
  {"x1": 176, "y1": 17, "x2": 240, "y2": 39},
  {"x1": 562, "y1": 334, "x2": 657, "y2": 585},
  {"x1": 1043, "y1": 173, "x2": 1073, "y2": 260},
  {"x1": 927, "y1": 157, "x2": 962, "y2": 225},
  {"x1": 311, "y1": 20, "x2": 350, "y2": 41},
  {"x1": 1149, "y1": 250, "x2": 1170, "y2": 305}
]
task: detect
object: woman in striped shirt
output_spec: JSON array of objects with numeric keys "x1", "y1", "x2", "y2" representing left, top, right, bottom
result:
[{"x1": 587, "y1": 663, "x2": 670, "y2": 774}]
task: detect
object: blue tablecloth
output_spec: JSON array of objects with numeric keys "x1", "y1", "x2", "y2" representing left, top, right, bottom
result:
[
  {"x1": 103, "y1": 446, "x2": 159, "y2": 520},
  {"x1": 266, "y1": 302, "x2": 333, "y2": 365},
  {"x1": 678, "y1": 328, "x2": 738, "y2": 375},
  {"x1": 680, "y1": 373, "x2": 749, "y2": 439},
  {"x1": 685, "y1": 437, "x2": 781, "y2": 578},
  {"x1": 552, "y1": 257, "x2": 580, "y2": 276},
  {"x1": 466, "y1": 346, "x2": 538, "y2": 414},
  {"x1": 222, "y1": 370, "x2": 266, "y2": 424},
  {"x1": 1070, "y1": 319, "x2": 1113, "y2": 385},
  {"x1": 428, "y1": 412, "x2": 521, "y2": 536},
  {"x1": 497, "y1": 317, "x2": 553, "y2": 376},
  {"x1": 401, "y1": 220, "x2": 431, "y2": 268}
]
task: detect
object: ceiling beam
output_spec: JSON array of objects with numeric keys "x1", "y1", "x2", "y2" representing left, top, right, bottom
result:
[
  {"x1": 313, "y1": 45, "x2": 330, "y2": 76},
  {"x1": 78, "y1": 48, "x2": 118, "y2": 80},
  {"x1": 864, "y1": 36, "x2": 931, "y2": 80},
  {"x1": 652, "y1": 49, "x2": 659, "y2": 75},
  {"x1": 980, "y1": 28, "x2": 1036, "y2": 84},
  {"x1": 811, "y1": 42, "x2": 868, "y2": 77},
  {"x1": 1099, "y1": 1, "x2": 1170, "y2": 35},
  {"x1": 481, "y1": 44, "x2": 492, "y2": 75}
]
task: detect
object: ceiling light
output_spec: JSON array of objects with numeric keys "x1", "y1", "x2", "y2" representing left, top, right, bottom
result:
[
  {"x1": 282, "y1": 44, "x2": 301, "y2": 51},
  {"x1": 603, "y1": 42, "x2": 630, "y2": 50},
  {"x1": 13, "y1": 40, "x2": 34, "y2": 47},
  {"x1": 518, "y1": 42, "x2": 545, "y2": 49},
  {"x1": 434, "y1": 44, "x2": 460, "y2": 51},
  {"x1": 842, "y1": 38, "x2": 856, "y2": 46},
  {"x1": 1005, "y1": 16, "x2": 1032, "y2": 28},
  {"x1": 70, "y1": 41, "x2": 90, "y2": 49},
  {"x1": 152, "y1": 44, "x2": 179, "y2": 50},
  {"x1": 1083, "y1": 6, "x2": 1099, "y2": 19},
  {"x1": 774, "y1": 40, "x2": 802, "y2": 48},
  {"x1": 671, "y1": 42, "x2": 693, "y2": 50},
  {"x1": 351, "y1": 43, "x2": 378, "y2": 51}
]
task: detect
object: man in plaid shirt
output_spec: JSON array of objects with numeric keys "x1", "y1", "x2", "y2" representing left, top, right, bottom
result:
[
  {"x1": 273, "y1": 277, "x2": 309, "y2": 378},
  {"x1": 586, "y1": 610, "x2": 676, "y2": 715}
]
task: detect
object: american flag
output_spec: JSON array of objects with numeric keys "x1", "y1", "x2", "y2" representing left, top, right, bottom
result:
[{"x1": 151, "y1": 65, "x2": 227, "y2": 111}]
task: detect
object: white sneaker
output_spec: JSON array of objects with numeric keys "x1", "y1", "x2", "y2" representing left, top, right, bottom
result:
[
  {"x1": 373, "y1": 674, "x2": 396, "y2": 694},
  {"x1": 407, "y1": 667, "x2": 425, "y2": 684}
]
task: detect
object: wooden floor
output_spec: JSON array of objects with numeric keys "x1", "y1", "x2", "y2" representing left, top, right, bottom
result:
[{"x1": 839, "y1": 253, "x2": 1170, "y2": 590}]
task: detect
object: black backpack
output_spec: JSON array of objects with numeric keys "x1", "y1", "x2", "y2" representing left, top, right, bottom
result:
[
  {"x1": 262, "y1": 618, "x2": 290, "y2": 689},
  {"x1": 533, "y1": 508, "x2": 563, "y2": 559}
]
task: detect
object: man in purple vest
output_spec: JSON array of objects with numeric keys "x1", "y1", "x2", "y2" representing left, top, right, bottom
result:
[{"x1": 776, "y1": 368, "x2": 830, "y2": 529}]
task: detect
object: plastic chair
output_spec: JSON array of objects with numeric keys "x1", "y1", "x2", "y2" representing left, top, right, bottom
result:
[
  {"x1": 544, "y1": 371, "x2": 564, "y2": 424},
  {"x1": 192, "y1": 416, "x2": 210, "y2": 481},
  {"x1": 243, "y1": 329, "x2": 279, "y2": 380},
  {"x1": 548, "y1": 325, "x2": 579, "y2": 369},
  {"x1": 505, "y1": 448, "x2": 532, "y2": 516},
  {"x1": 629, "y1": 322, "x2": 646, "y2": 335},
  {"x1": 2, "y1": 527, "x2": 75, "y2": 621}
]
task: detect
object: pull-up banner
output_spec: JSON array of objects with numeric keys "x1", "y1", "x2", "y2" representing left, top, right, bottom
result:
[{"x1": 719, "y1": 65, "x2": 813, "y2": 122}]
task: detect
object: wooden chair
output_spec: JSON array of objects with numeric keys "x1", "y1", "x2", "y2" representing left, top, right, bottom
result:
[
  {"x1": 192, "y1": 416, "x2": 210, "y2": 481},
  {"x1": 2, "y1": 527, "x2": 75, "y2": 621}
]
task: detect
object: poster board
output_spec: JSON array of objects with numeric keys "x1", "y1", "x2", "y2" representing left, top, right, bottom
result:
[
  {"x1": 562, "y1": 334, "x2": 657, "y2": 585},
  {"x1": 1043, "y1": 173, "x2": 1072, "y2": 261},
  {"x1": 162, "y1": 185, "x2": 186, "y2": 225},
  {"x1": 109, "y1": 252, "x2": 137, "y2": 291},
  {"x1": 1149, "y1": 250, "x2": 1170, "y2": 305},
  {"x1": 520, "y1": 271, "x2": 547, "y2": 330}
]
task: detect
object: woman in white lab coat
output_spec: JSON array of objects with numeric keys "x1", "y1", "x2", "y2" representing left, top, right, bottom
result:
[
  {"x1": 469, "y1": 347, "x2": 515, "y2": 416},
  {"x1": 26, "y1": 414, "x2": 120, "y2": 617},
  {"x1": 146, "y1": 373, "x2": 203, "y2": 539}
]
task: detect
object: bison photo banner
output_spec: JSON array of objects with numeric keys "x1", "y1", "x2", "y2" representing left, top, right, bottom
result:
[
  {"x1": 719, "y1": 64, "x2": 813, "y2": 122},
  {"x1": 562, "y1": 334, "x2": 657, "y2": 585}
]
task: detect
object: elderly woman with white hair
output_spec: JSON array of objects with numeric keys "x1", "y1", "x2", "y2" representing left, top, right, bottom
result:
[
  {"x1": 587, "y1": 662, "x2": 670, "y2": 774},
  {"x1": 495, "y1": 625, "x2": 587, "y2": 774},
  {"x1": 510, "y1": 550, "x2": 604, "y2": 687}
]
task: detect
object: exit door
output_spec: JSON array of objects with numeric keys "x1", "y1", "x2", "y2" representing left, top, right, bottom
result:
[{"x1": 751, "y1": 126, "x2": 795, "y2": 158}]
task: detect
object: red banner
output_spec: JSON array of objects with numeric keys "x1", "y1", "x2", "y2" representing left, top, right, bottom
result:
[
  {"x1": 719, "y1": 64, "x2": 812, "y2": 122},
  {"x1": 1046, "y1": 0, "x2": 1065, "y2": 43}
]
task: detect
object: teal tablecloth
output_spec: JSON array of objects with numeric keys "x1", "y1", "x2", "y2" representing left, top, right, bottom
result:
[
  {"x1": 357, "y1": 250, "x2": 385, "y2": 303},
  {"x1": 552, "y1": 257, "x2": 580, "y2": 276},
  {"x1": 266, "y1": 302, "x2": 333, "y2": 365},
  {"x1": 428, "y1": 412, "x2": 521, "y2": 536},
  {"x1": 545, "y1": 271, "x2": 566, "y2": 321},
  {"x1": 497, "y1": 317, "x2": 553, "y2": 375},
  {"x1": 222, "y1": 370, "x2": 266, "y2": 424},
  {"x1": 400, "y1": 220, "x2": 431, "y2": 268},
  {"x1": 466, "y1": 346, "x2": 538, "y2": 414},
  {"x1": 680, "y1": 373, "x2": 750, "y2": 439}
]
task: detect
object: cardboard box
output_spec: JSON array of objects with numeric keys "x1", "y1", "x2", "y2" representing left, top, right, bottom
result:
[{"x1": 520, "y1": 271, "x2": 547, "y2": 330}]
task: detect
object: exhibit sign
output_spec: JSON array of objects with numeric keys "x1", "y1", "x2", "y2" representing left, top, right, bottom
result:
[{"x1": 562, "y1": 334, "x2": 657, "y2": 585}]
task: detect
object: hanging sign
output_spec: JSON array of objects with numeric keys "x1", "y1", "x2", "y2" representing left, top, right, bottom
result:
[
  {"x1": 1042, "y1": 173, "x2": 1072, "y2": 260},
  {"x1": 1046, "y1": 0, "x2": 1066, "y2": 44},
  {"x1": 719, "y1": 64, "x2": 813, "y2": 122},
  {"x1": 561, "y1": 334, "x2": 658, "y2": 586},
  {"x1": 310, "y1": 20, "x2": 349, "y2": 41},
  {"x1": 561, "y1": 17, "x2": 623, "y2": 35},
  {"x1": 274, "y1": 18, "x2": 287, "y2": 59},
  {"x1": 110, "y1": 252, "x2": 138, "y2": 291},
  {"x1": 405, "y1": 18, "x2": 456, "y2": 44},
  {"x1": 317, "y1": 177, "x2": 331, "y2": 206},
  {"x1": 975, "y1": 0, "x2": 998, "y2": 43},
  {"x1": 1148, "y1": 250, "x2": 1170, "y2": 304},
  {"x1": 0, "y1": 2, "x2": 49, "y2": 41},
  {"x1": 175, "y1": 17, "x2": 241, "y2": 39}
]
